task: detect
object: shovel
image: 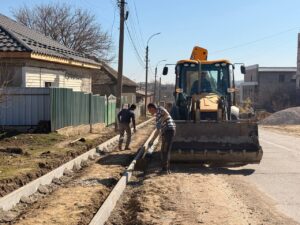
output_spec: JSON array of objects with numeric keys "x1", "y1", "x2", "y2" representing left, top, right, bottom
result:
[
  {"x1": 135, "y1": 129, "x2": 160, "y2": 172},
  {"x1": 135, "y1": 144, "x2": 153, "y2": 171}
]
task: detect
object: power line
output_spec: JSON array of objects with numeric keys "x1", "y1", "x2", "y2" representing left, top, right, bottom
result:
[
  {"x1": 236, "y1": 35, "x2": 295, "y2": 64},
  {"x1": 128, "y1": 17, "x2": 145, "y2": 54},
  {"x1": 125, "y1": 21, "x2": 146, "y2": 68},
  {"x1": 127, "y1": 0, "x2": 145, "y2": 50},
  {"x1": 132, "y1": 0, "x2": 145, "y2": 47},
  {"x1": 126, "y1": 1, "x2": 145, "y2": 54},
  {"x1": 110, "y1": 7, "x2": 117, "y2": 44},
  {"x1": 211, "y1": 27, "x2": 299, "y2": 55},
  {"x1": 114, "y1": 0, "x2": 145, "y2": 69}
]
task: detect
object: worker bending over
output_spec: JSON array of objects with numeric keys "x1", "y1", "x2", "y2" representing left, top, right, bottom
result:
[{"x1": 148, "y1": 103, "x2": 176, "y2": 174}]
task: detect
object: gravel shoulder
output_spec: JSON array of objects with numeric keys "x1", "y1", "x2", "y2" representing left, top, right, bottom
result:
[{"x1": 107, "y1": 152, "x2": 299, "y2": 225}]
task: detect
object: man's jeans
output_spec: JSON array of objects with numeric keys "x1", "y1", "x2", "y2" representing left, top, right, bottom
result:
[
  {"x1": 119, "y1": 122, "x2": 131, "y2": 148},
  {"x1": 161, "y1": 129, "x2": 175, "y2": 170}
]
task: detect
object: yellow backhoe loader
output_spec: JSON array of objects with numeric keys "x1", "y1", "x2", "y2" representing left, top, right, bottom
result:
[{"x1": 163, "y1": 46, "x2": 262, "y2": 166}]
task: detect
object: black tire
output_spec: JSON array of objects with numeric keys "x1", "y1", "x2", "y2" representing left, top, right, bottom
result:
[{"x1": 230, "y1": 114, "x2": 238, "y2": 121}]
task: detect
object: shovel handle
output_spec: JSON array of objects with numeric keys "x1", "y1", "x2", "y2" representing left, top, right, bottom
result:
[{"x1": 141, "y1": 147, "x2": 148, "y2": 159}]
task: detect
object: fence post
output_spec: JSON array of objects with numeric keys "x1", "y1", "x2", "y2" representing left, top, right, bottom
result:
[
  {"x1": 89, "y1": 93, "x2": 92, "y2": 133},
  {"x1": 106, "y1": 95, "x2": 109, "y2": 126}
]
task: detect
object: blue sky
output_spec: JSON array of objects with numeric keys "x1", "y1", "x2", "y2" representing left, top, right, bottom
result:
[{"x1": 1, "y1": 0, "x2": 300, "y2": 83}]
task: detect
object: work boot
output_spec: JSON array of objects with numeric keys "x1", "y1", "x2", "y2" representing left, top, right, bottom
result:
[{"x1": 159, "y1": 167, "x2": 168, "y2": 175}]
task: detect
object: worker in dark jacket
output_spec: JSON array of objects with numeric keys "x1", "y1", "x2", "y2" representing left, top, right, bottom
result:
[
  {"x1": 118, "y1": 104, "x2": 136, "y2": 150},
  {"x1": 190, "y1": 71, "x2": 212, "y2": 94},
  {"x1": 147, "y1": 103, "x2": 176, "y2": 174}
]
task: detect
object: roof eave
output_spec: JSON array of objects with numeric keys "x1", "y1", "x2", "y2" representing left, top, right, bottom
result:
[
  {"x1": 31, "y1": 52, "x2": 101, "y2": 69},
  {"x1": 0, "y1": 51, "x2": 101, "y2": 69},
  {"x1": 0, "y1": 51, "x2": 31, "y2": 58}
]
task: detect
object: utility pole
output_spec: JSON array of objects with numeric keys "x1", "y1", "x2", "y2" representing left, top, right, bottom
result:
[
  {"x1": 144, "y1": 45, "x2": 149, "y2": 117},
  {"x1": 154, "y1": 66, "x2": 157, "y2": 103},
  {"x1": 144, "y1": 32, "x2": 161, "y2": 117},
  {"x1": 158, "y1": 77, "x2": 161, "y2": 105},
  {"x1": 116, "y1": 0, "x2": 125, "y2": 130}
]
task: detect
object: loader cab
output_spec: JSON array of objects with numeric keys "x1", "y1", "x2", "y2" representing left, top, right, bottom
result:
[
  {"x1": 173, "y1": 60, "x2": 237, "y2": 121},
  {"x1": 175, "y1": 60, "x2": 233, "y2": 99}
]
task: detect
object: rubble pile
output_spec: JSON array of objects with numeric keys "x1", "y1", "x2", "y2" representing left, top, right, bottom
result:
[{"x1": 261, "y1": 107, "x2": 300, "y2": 125}]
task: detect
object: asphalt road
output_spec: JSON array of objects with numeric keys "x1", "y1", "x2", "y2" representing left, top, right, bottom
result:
[{"x1": 241, "y1": 128, "x2": 300, "y2": 223}]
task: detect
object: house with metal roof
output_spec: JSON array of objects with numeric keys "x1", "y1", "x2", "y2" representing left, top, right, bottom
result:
[
  {"x1": 0, "y1": 13, "x2": 101, "y2": 93},
  {"x1": 240, "y1": 64, "x2": 297, "y2": 111},
  {"x1": 92, "y1": 63, "x2": 138, "y2": 103}
]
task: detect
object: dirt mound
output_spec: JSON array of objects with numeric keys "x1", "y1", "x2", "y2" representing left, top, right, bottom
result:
[{"x1": 260, "y1": 107, "x2": 300, "y2": 125}]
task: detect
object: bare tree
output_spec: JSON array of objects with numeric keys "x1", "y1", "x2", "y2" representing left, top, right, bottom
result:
[{"x1": 13, "y1": 3, "x2": 114, "y2": 63}]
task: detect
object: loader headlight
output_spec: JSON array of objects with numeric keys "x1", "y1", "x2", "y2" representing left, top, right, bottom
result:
[
  {"x1": 183, "y1": 63, "x2": 196, "y2": 67},
  {"x1": 215, "y1": 63, "x2": 227, "y2": 67}
]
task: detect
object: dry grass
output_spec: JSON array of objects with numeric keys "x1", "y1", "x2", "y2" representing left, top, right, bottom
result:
[
  {"x1": 0, "y1": 127, "x2": 117, "y2": 180},
  {"x1": 0, "y1": 132, "x2": 66, "y2": 179},
  {"x1": 0, "y1": 118, "x2": 148, "y2": 196}
]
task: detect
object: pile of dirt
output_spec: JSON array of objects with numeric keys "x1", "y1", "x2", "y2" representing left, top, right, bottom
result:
[{"x1": 260, "y1": 107, "x2": 300, "y2": 125}]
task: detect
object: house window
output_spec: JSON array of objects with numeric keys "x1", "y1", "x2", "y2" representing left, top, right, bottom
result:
[
  {"x1": 279, "y1": 74, "x2": 285, "y2": 83},
  {"x1": 45, "y1": 82, "x2": 52, "y2": 87}
]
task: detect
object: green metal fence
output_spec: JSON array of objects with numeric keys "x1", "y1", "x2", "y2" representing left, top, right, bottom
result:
[
  {"x1": 105, "y1": 94, "x2": 116, "y2": 126},
  {"x1": 50, "y1": 88, "x2": 114, "y2": 131}
]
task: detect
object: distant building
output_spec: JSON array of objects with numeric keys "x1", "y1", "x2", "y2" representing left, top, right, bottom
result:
[
  {"x1": 240, "y1": 64, "x2": 296, "y2": 112},
  {"x1": 296, "y1": 33, "x2": 300, "y2": 105},
  {"x1": 136, "y1": 90, "x2": 154, "y2": 105},
  {"x1": 138, "y1": 82, "x2": 175, "y2": 104},
  {"x1": 92, "y1": 63, "x2": 137, "y2": 104},
  {"x1": 0, "y1": 14, "x2": 101, "y2": 93}
]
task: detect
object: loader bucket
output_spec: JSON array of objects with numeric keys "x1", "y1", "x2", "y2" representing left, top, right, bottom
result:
[{"x1": 171, "y1": 120, "x2": 263, "y2": 166}]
